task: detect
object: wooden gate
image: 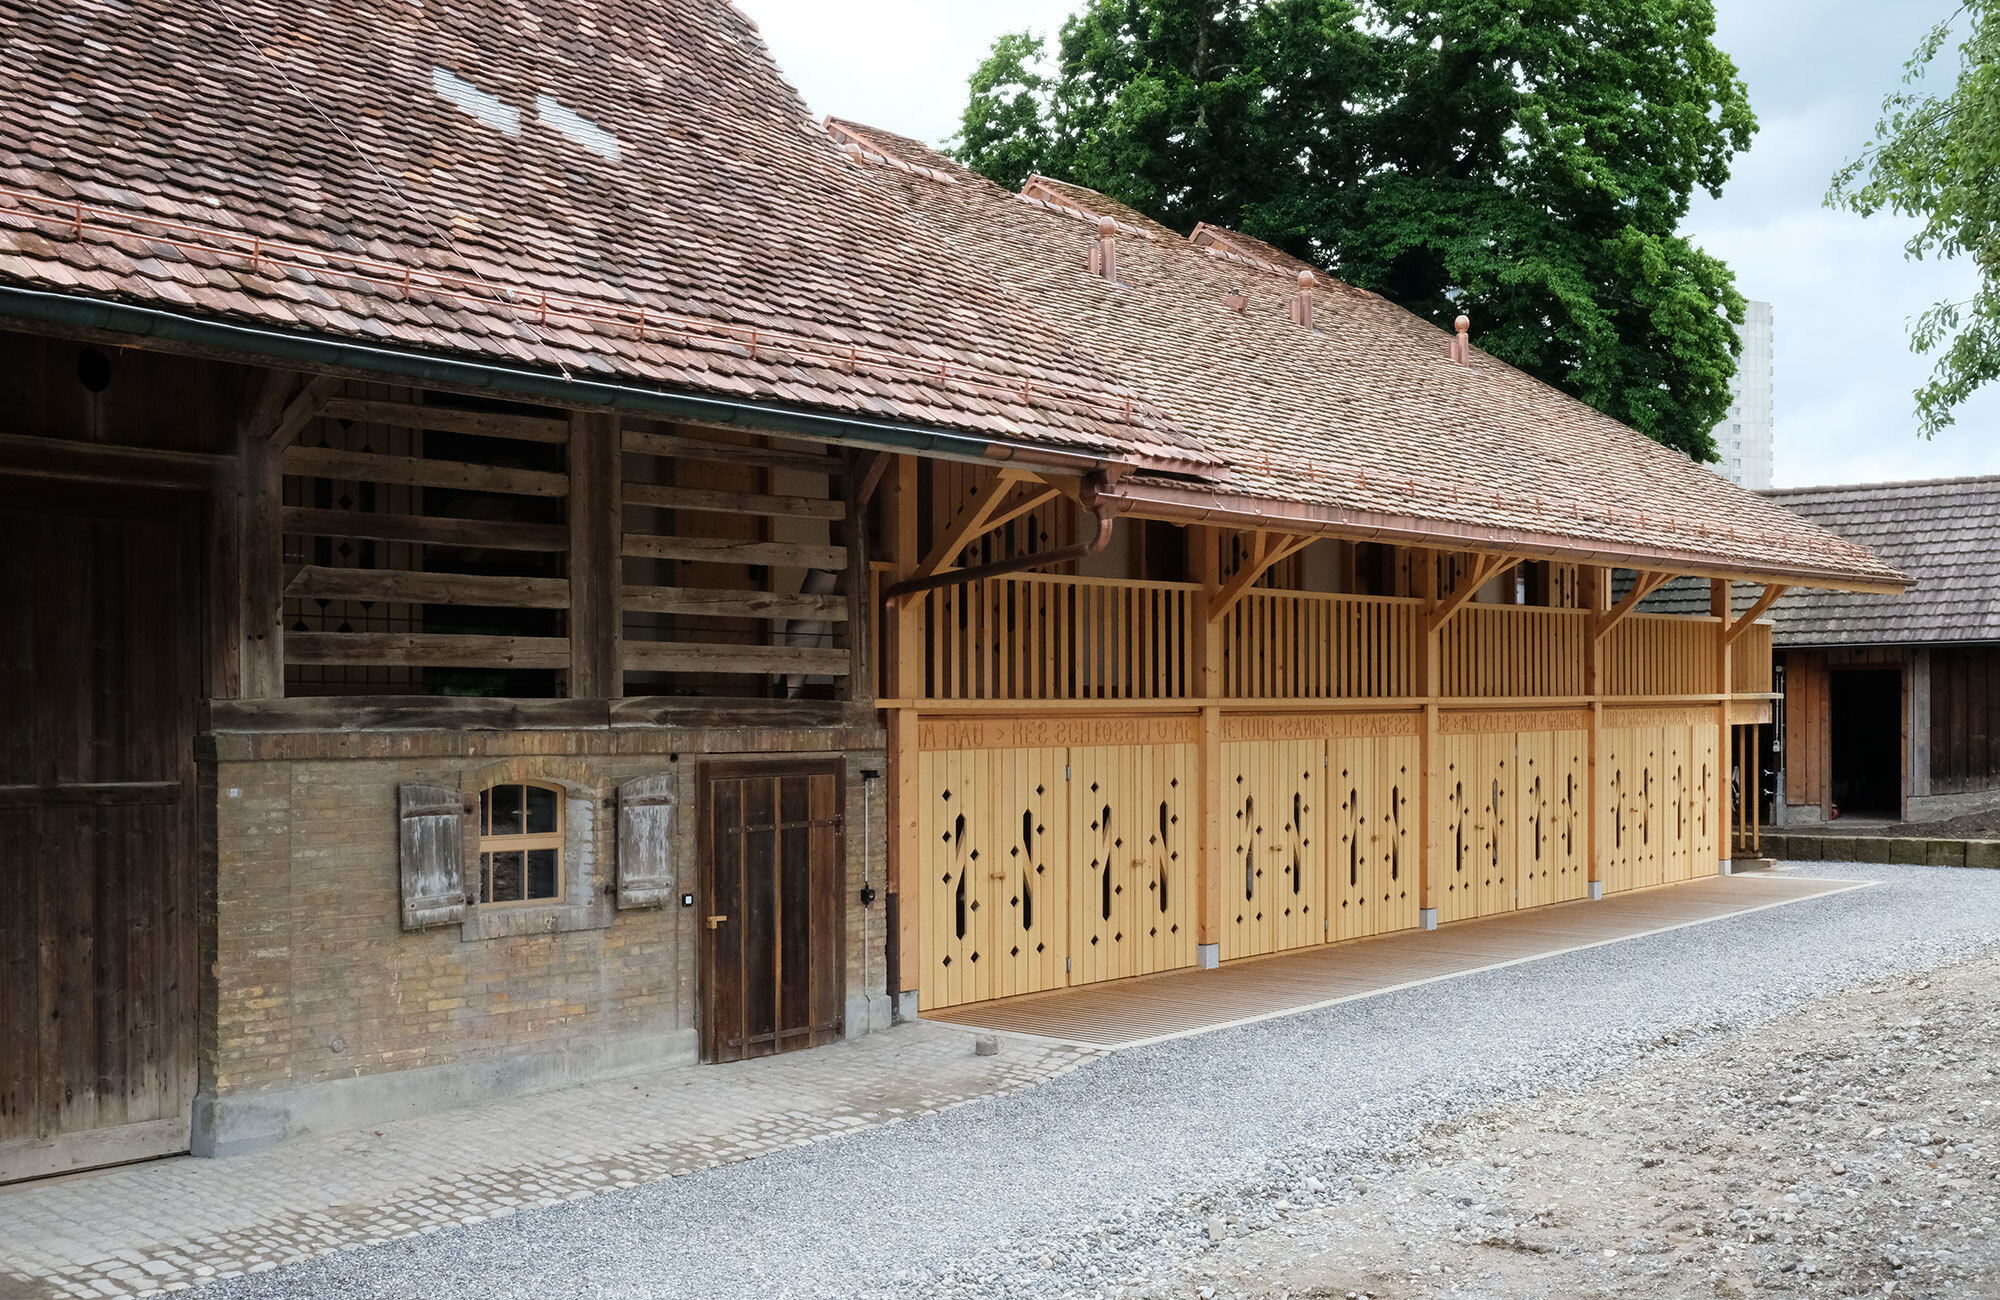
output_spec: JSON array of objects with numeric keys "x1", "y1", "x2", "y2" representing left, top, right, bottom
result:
[
  {"x1": 1068, "y1": 743, "x2": 1197, "y2": 984},
  {"x1": 1435, "y1": 733, "x2": 1515, "y2": 923},
  {"x1": 1223, "y1": 739, "x2": 1325, "y2": 957},
  {"x1": 1515, "y1": 729, "x2": 1589, "y2": 909},
  {"x1": 698, "y1": 762, "x2": 846, "y2": 1063},
  {"x1": 1328, "y1": 736, "x2": 1419, "y2": 940},
  {"x1": 916, "y1": 746, "x2": 1068, "y2": 1008},
  {"x1": 1, "y1": 486, "x2": 199, "y2": 1183}
]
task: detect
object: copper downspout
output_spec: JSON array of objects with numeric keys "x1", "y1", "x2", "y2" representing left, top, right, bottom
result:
[{"x1": 884, "y1": 475, "x2": 1119, "y2": 602}]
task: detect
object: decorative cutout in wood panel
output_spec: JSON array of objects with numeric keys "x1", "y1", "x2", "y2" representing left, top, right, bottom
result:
[
  {"x1": 1329, "y1": 736, "x2": 1419, "y2": 940},
  {"x1": 1223, "y1": 739, "x2": 1325, "y2": 958},
  {"x1": 1435, "y1": 734, "x2": 1514, "y2": 923},
  {"x1": 916, "y1": 747, "x2": 1067, "y2": 1010},
  {"x1": 1068, "y1": 744, "x2": 1197, "y2": 985}
]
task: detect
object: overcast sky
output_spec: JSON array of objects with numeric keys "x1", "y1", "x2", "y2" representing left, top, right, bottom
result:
[{"x1": 736, "y1": 0, "x2": 1999, "y2": 488}]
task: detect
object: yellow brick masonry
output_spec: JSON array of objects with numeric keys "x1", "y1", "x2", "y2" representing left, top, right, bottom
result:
[{"x1": 205, "y1": 725, "x2": 885, "y2": 1101}]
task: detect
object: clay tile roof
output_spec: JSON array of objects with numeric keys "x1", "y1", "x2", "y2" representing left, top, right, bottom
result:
[
  {"x1": 827, "y1": 121, "x2": 1904, "y2": 593},
  {"x1": 1642, "y1": 477, "x2": 1999, "y2": 645},
  {"x1": 0, "y1": 0, "x2": 1217, "y2": 475}
]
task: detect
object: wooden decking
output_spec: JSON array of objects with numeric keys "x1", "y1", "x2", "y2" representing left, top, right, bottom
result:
[{"x1": 925, "y1": 873, "x2": 1868, "y2": 1048}]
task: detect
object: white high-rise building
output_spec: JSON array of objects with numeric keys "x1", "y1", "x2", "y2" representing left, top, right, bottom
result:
[{"x1": 1713, "y1": 300, "x2": 1774, "y2": 489}]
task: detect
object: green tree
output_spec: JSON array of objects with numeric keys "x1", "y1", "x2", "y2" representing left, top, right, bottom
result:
[
  {"x1": 1830, "y1": 3, "x2": 2000, "y2": 439},
  {"x1": 953, "y1": 1, "x2": 1756, "y2": 460}
]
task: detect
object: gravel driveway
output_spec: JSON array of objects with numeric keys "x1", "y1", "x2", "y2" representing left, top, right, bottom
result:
[{"x1": 209, "y1": 864, "x2": 2000, "y2": 1300}]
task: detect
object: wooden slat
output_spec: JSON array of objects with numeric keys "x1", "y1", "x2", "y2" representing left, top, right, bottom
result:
[
  {"x1": 283, "y1": 507, "x2": 568, "y2": 552},
  {"x1": 283, "y1": 446, "x2": 568, "y2": 497},
  {"x1": 622, "y1": 641, "x2": 852, "y2": 676},
  {"x1": 621, "y1": 585, "x2": 850, "y2": 621},
  {"x1": 285, "y1": 566, "x2": 571, "y2": 609},
  {"x1": 568, "y1": 412, "x2": 622, "y2": 699},
  {"x1": 286, "y1": 633, "x2": 570, "y2": 668},
  {"x1": 622, "y1": 534, "x2": 847, "y2": 570},
  {"x1": 320, "y1": 398, "x2": 570, "y2": 444},
  {"x1": 622, "y1": 427, "x2": 841, "y2": 475},
  {"x1": 0, "y1": 433, "x2": 229, "y2": 489},
  {"x1": 623, "y1": 482, "x2": 845, "y2": 520}
]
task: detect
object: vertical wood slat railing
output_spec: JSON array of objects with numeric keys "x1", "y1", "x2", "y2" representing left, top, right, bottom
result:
[
  {"x1": 1221, "y1": 590, "x2": 1421, "y2": 699},
  {"x1": 1437, "y1": 604, "x2": 1588, "y2": 698},
  {"x1": 919, "y1": 573, "x2": 1197, "y2": 700},
  {"x1": 1604, "y1": 614, "x2": 1721, "y2": 696},
  {"x1": 1730, "y1": 620, "x2": 1775, "y2": 694}
]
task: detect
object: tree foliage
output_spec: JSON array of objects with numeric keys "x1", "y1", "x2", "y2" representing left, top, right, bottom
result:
[
  {"x1": 953, "y1": 1, "x2": 1756, "y2": 460},
  {"x1": 1830, "y1": 2, "x2": 2000, "y2": 439}
]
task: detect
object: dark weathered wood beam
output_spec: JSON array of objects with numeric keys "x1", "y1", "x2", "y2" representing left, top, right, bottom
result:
[
  {"x1": 284, "y1": 507, "x2": 569, "y2": 552},
  {"x1": 620, "y1": 585, "x2": 849, "y2": 621},
  {"x1": 622, "y1": 534, "x2": 848, "y2": 570},
  {"x1": 320, "y1": 398, "x2": 570, "y2": 445},
  {"x1": 622, "y1": 482, "x2": 844, "y2": 519},
  {"x1": 283, "y1": 446, "x2": 569, "y2": 497},
  {"x1": 622, "y1": 427, "x2": 841, "y2": 475},
  {"x1": 285, "y1": 566, "x2": 571, "y2": 609},
  {"x1": 622, "y1": 641, "x2": 853, "y2": 676},
  {"x1": 287, "y1": 632, "x2": 570, "y2": 668},
  {"x1": 269, "y1": 375, "x2": 343, "y2": 450},
  {"x1": 568, "y1": 412, "x2": 622, "y2": 699},
  {"x1": 0, "y1": 432, "x2": 230, "y2": 488}
]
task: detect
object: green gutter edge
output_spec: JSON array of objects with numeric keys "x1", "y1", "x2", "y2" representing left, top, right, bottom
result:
[{"x1": 0, "y1": 284, "x2": 1103, "y2": 473}]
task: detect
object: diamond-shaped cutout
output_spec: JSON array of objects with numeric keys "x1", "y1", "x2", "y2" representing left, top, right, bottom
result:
[
  {"x1": 1010, "y1": 895, "x2": 1020, "y2": 907},
  {"x1": 1090, "y1": 936, "x2": 1099, "y2": 945},
  {"x1": 942, "y1": 955, "x2": 953, "y2": 967},
  {"x1": 1035, "y1": 942, "x2": 1045, "y2": 953},
  {"x1": 970, "y1": 900, "x2": 981, "y2": 911},
  {"x1": 969, "y1": 951, "x2": 980, "y2": 962},
  {"x1": 1011, "y1": 946, "x2": 1019, "y2": 957}
]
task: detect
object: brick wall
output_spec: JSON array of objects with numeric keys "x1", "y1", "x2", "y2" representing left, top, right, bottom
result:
[{"x1": 204, "y1": 722, "x2": 886, "y2": 1102}]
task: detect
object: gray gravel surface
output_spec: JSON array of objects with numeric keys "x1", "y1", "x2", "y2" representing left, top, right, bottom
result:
[{"x1": 208, "y1": 864, "x2": 2000, "y2": 1300}]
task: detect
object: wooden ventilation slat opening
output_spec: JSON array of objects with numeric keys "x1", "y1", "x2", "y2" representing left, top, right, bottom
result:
[
  {"x1": 278, "y1": 385, "x2": 573, "y2": 698},
  {"x1": 619, "y1": 420, "x2": 853, "y2": 698}
]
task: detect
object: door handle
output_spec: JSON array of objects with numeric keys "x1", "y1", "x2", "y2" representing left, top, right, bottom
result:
[{"x1": 706, "y1": 914, "x2": 728, "y2": 930}]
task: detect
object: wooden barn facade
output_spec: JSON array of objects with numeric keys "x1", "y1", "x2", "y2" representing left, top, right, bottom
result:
[{"x1": 0, "y1": 1, "x2": 1900, "y2": 1182}]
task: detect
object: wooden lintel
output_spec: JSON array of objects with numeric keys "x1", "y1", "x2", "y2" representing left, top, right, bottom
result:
[
  {"x1": 1722, "y1": 583, "x2": 1788, "y2": 647},
  {"x1": 269, "y1": 375, "x2": 343, "y2": 450},
  {"x1": 914, "y1": 469, "x2": 1035, "y2": 580},
  {"x1": 1593, "y1": 569, "x2": 1672, "y2": 640},
  {"x1": 1423, "y1": 553, "x2": 1522, "y2": 635},
  {"x1": 1207, "y1": 531, "x2": 1315, "y2": 624}
]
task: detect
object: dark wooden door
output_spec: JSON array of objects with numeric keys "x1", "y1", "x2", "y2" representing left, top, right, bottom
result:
[
  {"x1": 698, "y1": 762, "x2": 845, "y2": 1063},
  {"x1": 0, "y1": 483, "x2": 200, "y2": 1182}
]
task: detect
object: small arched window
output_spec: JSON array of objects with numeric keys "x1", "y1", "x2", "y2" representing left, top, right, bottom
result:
[{"x1": 477, "y1": 782, "x2": 563, "y2": 905}]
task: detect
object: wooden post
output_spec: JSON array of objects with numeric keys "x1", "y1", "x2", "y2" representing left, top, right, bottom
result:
[
  {"x1": 1412, "y1": 548, "x2": 1440, "y2": 927},
  {"x1": 840, "y1": 450, "x2": 872, "y2": 700},
  {"x1": 884, "y1": 455, "x2": 924, "y2": 1005},
  {"x1": 1581, "y1": 566, "x2": 1609, "y2": 896},
  {"x1": 1712, "y1": 578, "x2": 1733, "y2": 870},
  {"x1": 565, "y1": 412, "x2": 622, "y2": 698},
  {"x1": 1193, "y1": 525, "x2": 1224, "y2": 966},
  {"x1": 239, "y1": 433, "x2": 286, "y2": 699}
]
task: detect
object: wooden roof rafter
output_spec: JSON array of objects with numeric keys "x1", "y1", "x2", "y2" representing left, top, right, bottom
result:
[
  {"x1": 1721, "y1": 582, "x2": 1789, "y2": 647},
  {"x1": 1594, "y1": 569, "x2": 1673, "y2": 641},
  {"x1": 913, "y1": 467, "x2": 1047, "y2": 580},
  {"x1": 1423, "y1": 552, "x2": 1524, "y2": 635},
  {"x1": 1207, "y1": 530, "x2": 1315, "y2": 623}
]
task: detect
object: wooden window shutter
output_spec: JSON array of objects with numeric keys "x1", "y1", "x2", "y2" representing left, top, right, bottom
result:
[
  {"x1": 616, "y1": 774, "x2": 679, "y2": 909},
  {"x1": 400, "y1": 783, "x2": 472, "y2": 929}
]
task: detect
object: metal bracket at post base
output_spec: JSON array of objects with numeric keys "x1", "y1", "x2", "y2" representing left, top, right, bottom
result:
[
  {"x1": 1587, "y1": 881, "x2": 1604, "y2": 901},
  {"x1": 1419, "y1": 908, "x2": 1438, "y2": 931},
  {"x1": 1197, "y1": 943, "x2": 1220, "y2": 970}
]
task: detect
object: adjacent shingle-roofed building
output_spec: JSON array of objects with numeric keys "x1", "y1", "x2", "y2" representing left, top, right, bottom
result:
[
  {"x1": 1717, "y1": 477, "x2": 2000, "y2": 826},
  {"x1": 825, "y1": 119, "x2": 1904, "y2": 595},
  {"x1": 0, "y1": 0, "x2": 1215, "y2": 474}
]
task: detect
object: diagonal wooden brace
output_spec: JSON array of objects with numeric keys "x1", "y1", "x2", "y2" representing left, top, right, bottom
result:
[
  {"x1": 1207, "y1": 530, "x2": 1315, "y2": 623},
  {"x1": 1423, "y1": 552, "x2": 1523, "y2": 635},
  {"x1": 1721, "y1": 582, "x2": 1788, "y2": 646},
  {"x1": 1593, "y1": 569, "x2": 1672, "y2": 640}
]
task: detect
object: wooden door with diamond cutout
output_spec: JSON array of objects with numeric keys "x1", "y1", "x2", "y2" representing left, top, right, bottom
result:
[
  {"x1": 1223, "y1": 739, "x2": 1326, "y2": 959},
  {"x1": 1690, "y1": 723, "x2": 1720, "y2": 875},
  {"x1": 1067, "y1": 744, "x2": 1197, "y2": 985},
  {"x1": 1328, "y1": 735, "x2": 1420, "y2": 941},
  {"x1": 916, "y1": 746, "x2": 1068, "y2": 1010},
  {"x1": 1598, "y1": 726, "x2": 1639, "y2": 894},
  {"x1": 1435, "y1": 733, "x2": 1516, "y2": 923}
]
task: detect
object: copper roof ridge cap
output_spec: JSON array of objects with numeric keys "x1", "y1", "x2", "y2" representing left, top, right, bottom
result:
[
  {"x1": 1012, "y1": 190, "x2": 1160, "y2": 241},
  {"x1": 832, "y1": 138, "x2": 960, "y2": 185}
]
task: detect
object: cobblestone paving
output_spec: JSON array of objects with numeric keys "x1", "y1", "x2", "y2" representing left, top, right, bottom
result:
[{"x1": 0, "y1": 1023, "x2": 1097, "y2": 1300}]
